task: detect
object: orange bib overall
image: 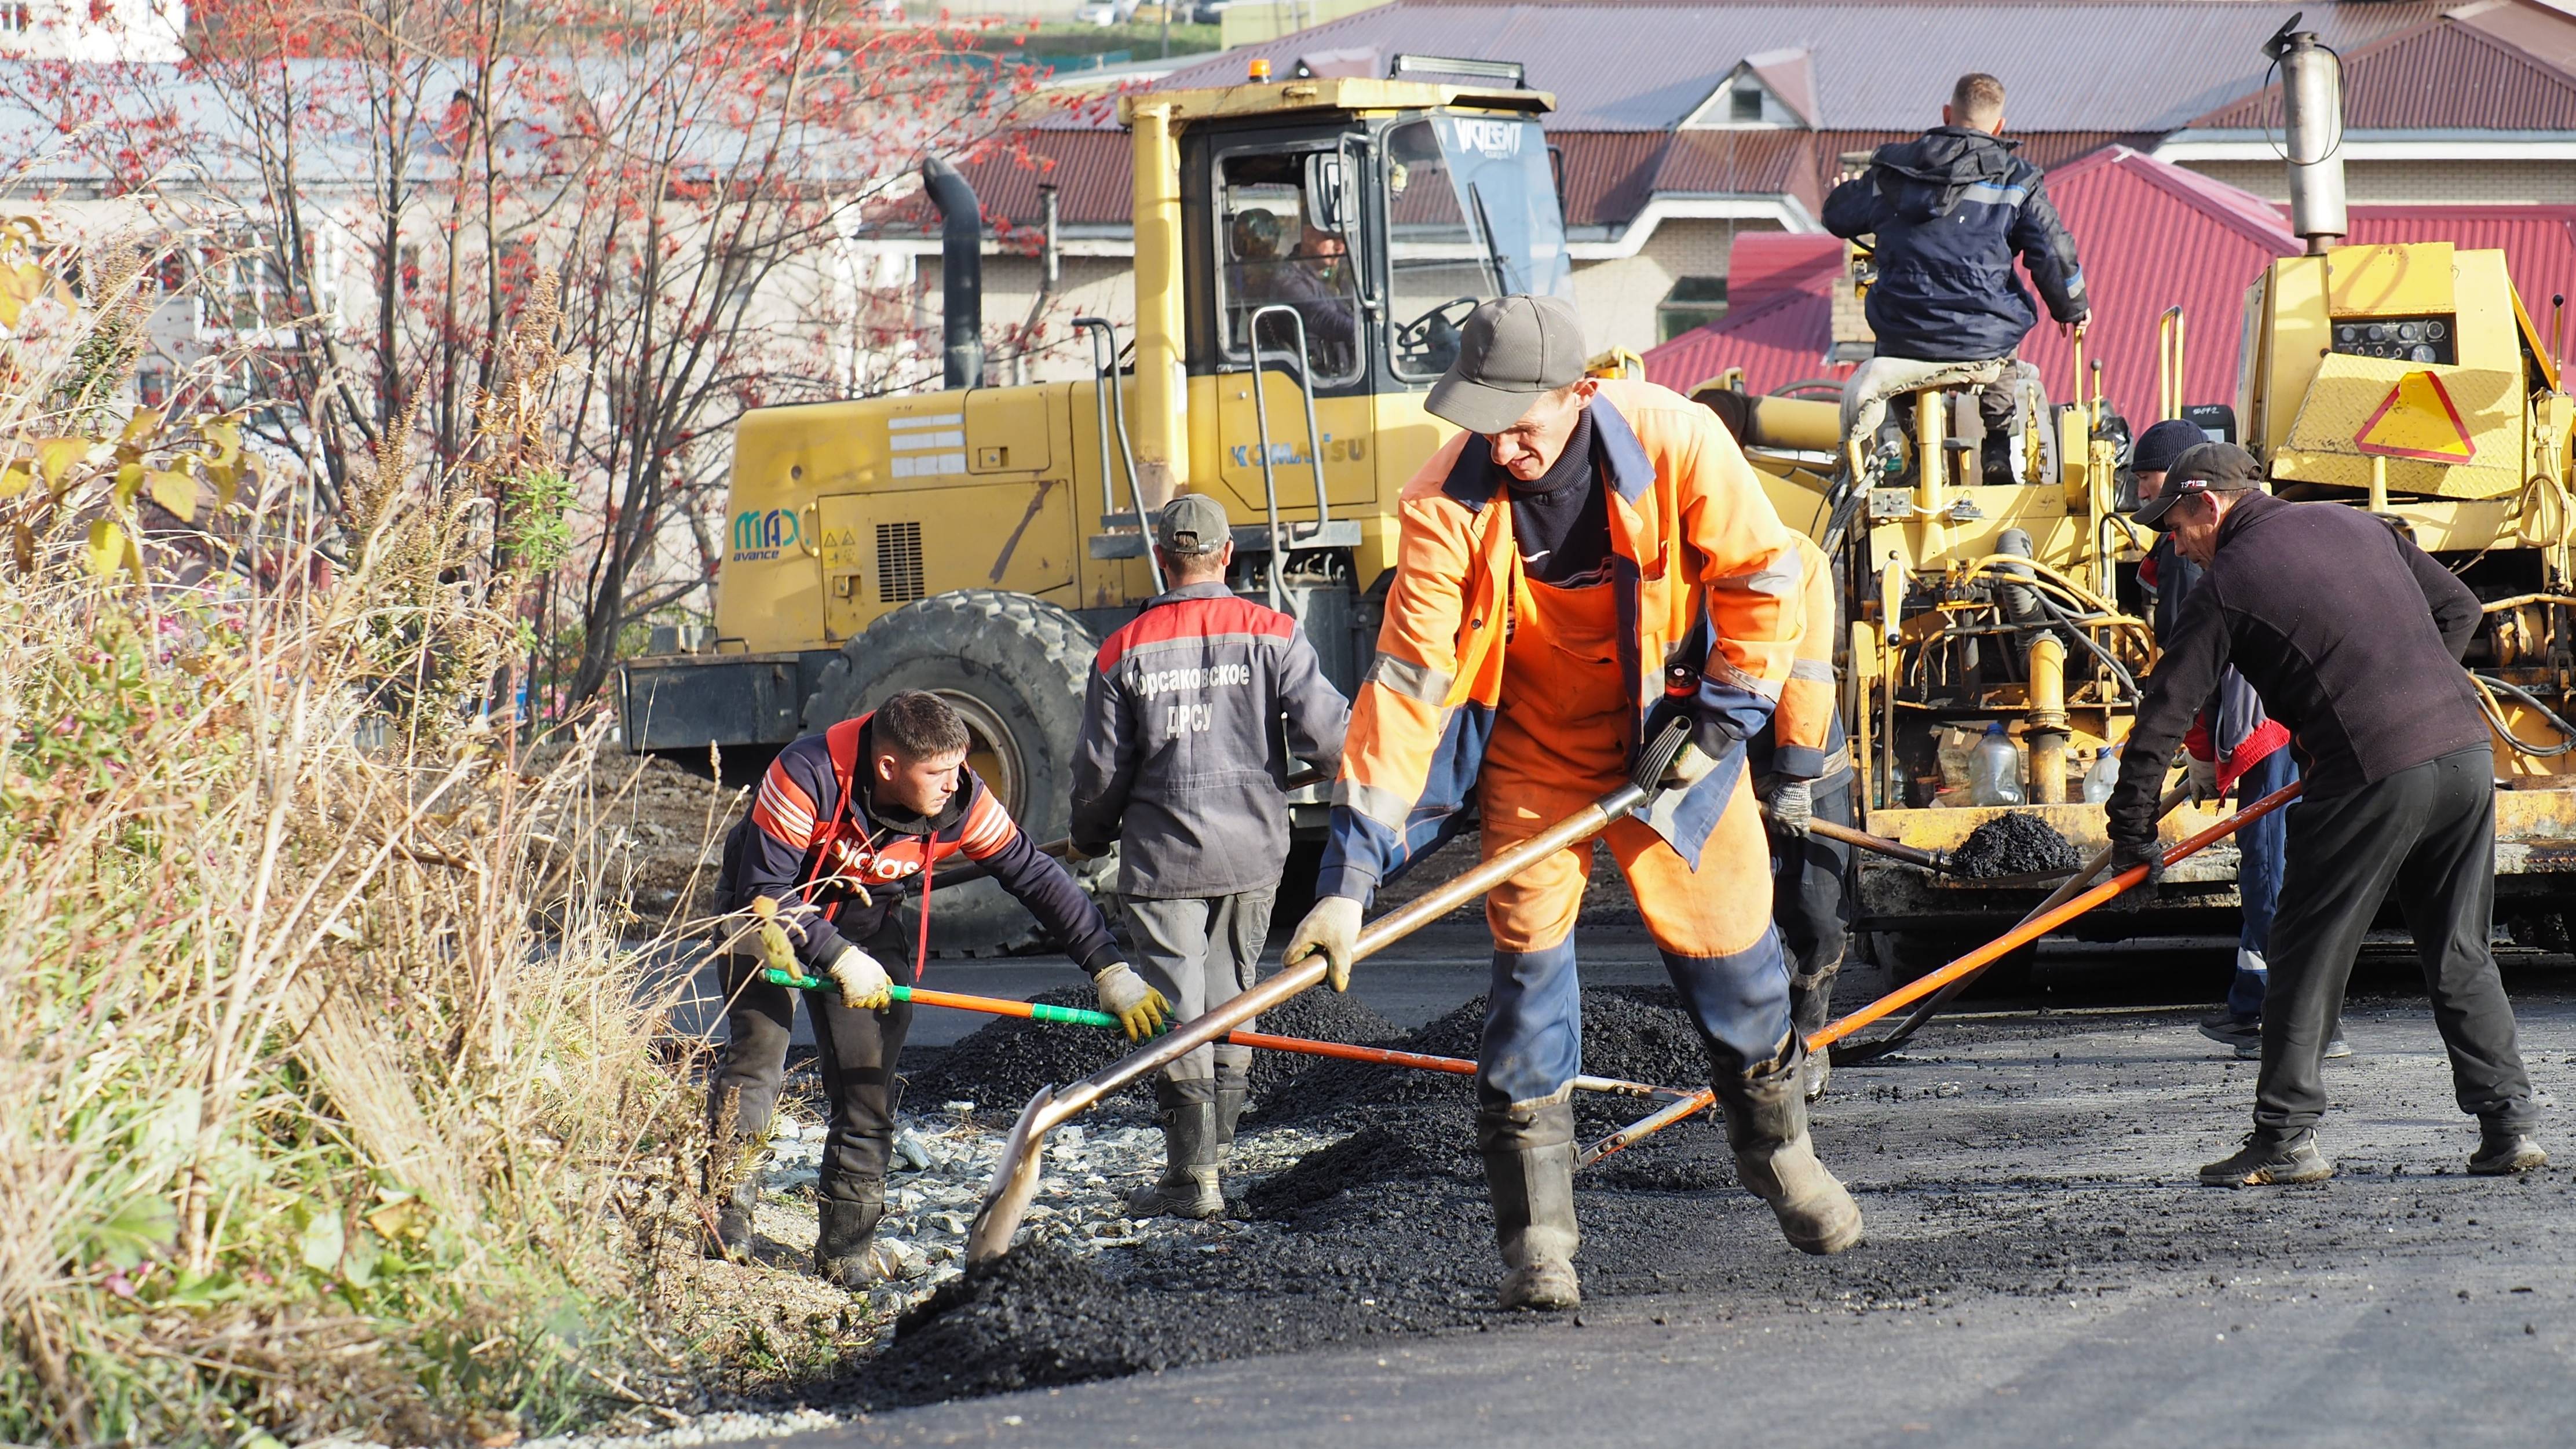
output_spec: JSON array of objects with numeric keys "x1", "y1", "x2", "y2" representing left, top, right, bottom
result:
[{"x1": 1475, "y1": 568, "x2": 1792, "y2": 1110}]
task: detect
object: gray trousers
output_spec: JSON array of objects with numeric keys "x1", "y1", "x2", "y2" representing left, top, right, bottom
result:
[
  {"x1": 1123, "y1": 887, "x2": 1277, "y2": 1089},
  {"x1": 2256, "y1": 749, "x2": 2537, "y2": 1133}
]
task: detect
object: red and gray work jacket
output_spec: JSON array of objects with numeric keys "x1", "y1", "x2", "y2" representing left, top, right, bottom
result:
[{"x1": 714, "y1": 712, "x2": 1122, "y2": 975}]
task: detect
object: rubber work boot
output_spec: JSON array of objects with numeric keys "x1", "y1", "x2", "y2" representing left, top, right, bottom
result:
[
  {"x1": 2199, "y1": 1127, "x2": 2333, "y2": 1187},
  {"x1": 1788, "y1": 958, "x2": 1840, "y2": 1104},
  {"x1": 1478, "y1": 1093, "x2": 1582, "y2": 1311},
  {"x1": 1127, "y1": 1083, "x2": 1225, "y2": 1219},
  {"x1": 813, "y1": 1183, "x2": 887, "y2": 1289},
  {"x1": 1214, "y1": 1060, "x2": 1252, "y2": 1159},
  {"x1": 1711, "y1": 1036, "x2": 1865, "y2": 1255},
  {"x1": 2468, "y1": 1119, "x2": 2549, "y2": 1176}
]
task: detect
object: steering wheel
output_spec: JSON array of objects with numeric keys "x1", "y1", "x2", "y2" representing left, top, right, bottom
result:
[{"x1": 1395, "y1": 295, "x2": 1482, "y2": 367}]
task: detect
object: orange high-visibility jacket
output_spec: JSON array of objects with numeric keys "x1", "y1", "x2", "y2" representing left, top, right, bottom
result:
[
  {"x1": 1314, "y1": 381, "x2": 1806, "y2": 904},
  {"x1": 1749, "y1": 534, "x2": 1849, "y2": 784}
]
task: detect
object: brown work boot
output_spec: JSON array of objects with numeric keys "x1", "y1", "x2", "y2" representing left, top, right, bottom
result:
[
  {"x1": 1712, "y1": 1036, "x2": 1865, "y2": 1255},
  {"x1": 1479, "y1": 1092, "x2": 1582, "y2": 1311},
  {"x1": 1127, "y1": 1087, "x2": 1225, "y2": 1219}
]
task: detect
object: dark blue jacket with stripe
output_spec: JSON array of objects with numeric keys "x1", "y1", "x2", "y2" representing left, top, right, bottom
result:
[{"x1": 1824, "y1": 126, "x2": 2088, "y2": 364}]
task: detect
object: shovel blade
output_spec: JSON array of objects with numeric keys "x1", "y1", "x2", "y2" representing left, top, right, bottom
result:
[{"x1": 967, "y1": 1084, "x2": 1057, "y2": 1266}]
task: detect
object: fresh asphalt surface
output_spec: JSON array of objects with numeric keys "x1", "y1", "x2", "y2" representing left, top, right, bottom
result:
[{"x1": 677, "y1": 924, "x2": 2576, "y2": 1448}]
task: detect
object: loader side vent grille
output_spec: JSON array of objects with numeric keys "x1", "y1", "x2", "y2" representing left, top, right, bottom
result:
[{"x1": 875, "y1": 521, "x2": 925, "y2": 603}]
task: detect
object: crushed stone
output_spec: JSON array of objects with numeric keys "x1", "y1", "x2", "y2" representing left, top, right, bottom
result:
[{"x1": 1949, "y1": 812, "x2": 2083, "y2": 878}]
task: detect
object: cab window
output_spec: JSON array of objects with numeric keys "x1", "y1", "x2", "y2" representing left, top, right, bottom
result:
[{"x1": 1214, "y1": 148, "x2": 1363, "y2": 386}]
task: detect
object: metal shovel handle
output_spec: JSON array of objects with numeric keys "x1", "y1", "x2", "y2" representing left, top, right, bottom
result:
[{"x1": 967, "y1": 721, "x2": 1691, "y2": 1263}]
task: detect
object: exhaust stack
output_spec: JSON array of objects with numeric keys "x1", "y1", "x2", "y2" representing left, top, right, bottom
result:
[
  {"x1": 922, "y1": 155, "x2": 985, "y2": 389},
  {"x1": 2266, "y1": 20, "x2": 2347, "y2": 256}
]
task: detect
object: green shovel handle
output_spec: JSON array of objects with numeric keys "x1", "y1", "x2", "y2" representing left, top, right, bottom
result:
[{"x1": 760, "y1": 968, "x2": 1128, "y2": 1031}]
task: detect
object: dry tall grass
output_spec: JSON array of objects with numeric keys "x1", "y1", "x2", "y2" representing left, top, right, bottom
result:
[{"x1": 0, "y1": 229, "x2": 728, "y2": 1444}]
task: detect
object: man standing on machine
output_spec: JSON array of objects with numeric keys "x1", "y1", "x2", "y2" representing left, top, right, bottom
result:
[
  {"x1": 1070, "y1": 494, "x2": 1350, "y2": 1221},
  {"x1": 704, "y1": 691, "x2": 1164, "y2": 1284},
  {"x1": 1281, "y1": 294, "x2": 1865, "y2": 1313},
  {"x1": 1825, "y1": 71, "x2": 2089, "y2": 478},
  {"x1": 1756, "y1": 533, "x2": 1855, "y2": 1103}
]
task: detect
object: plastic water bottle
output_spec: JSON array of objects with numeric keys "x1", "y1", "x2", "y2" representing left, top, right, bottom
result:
[
  {"x1": 1970, "y1": 722, "x2": 2025, "y2": 806},
  {"x1": 2082, "y1": 744, "x2": 2122, "y2": 804}
]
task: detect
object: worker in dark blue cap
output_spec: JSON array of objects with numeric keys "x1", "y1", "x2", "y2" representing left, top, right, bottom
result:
[{"x1": 2128, "y1": 420, "x2": 2339, "y2": 1060}]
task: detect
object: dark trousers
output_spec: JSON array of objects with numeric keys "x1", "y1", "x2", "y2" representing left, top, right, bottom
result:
[
  {"x1": 706, "y1": 917, "x2": 914, "y2": 1203},
  {"x1": 1769, "y1": 776, "x2": 1854, "y2": 991},
  {"x1": 2256, "y1": 749, "x2": 2536, "y2": 1133}
]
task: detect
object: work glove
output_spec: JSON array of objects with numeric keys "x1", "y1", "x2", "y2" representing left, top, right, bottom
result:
[
  {"x1": 1093, "y1": 962, "x2": 1170, "y2": 1041},
  {"x1": 824, "y1": 941, "x2": 894, "y2": 1010},
  {"x1": 1064, "y1": 838, "x2": 1109, "y2": 864},
  {"x1": 1662, "y1": 742, "x2": 1719, "y2": 789},
  {"x1": 1765, "y1": 778, "x2": 1814, "y2": 838},
  {"x1": 2184, "y1": 754, "x2": 2220, "y2": 804},
  {"x1": 2109, "y1": 837, "x2": 2165, "y2": 892},
  {"x1": 1284, "y1": 895, "x2": 1364, "y2": 992}
]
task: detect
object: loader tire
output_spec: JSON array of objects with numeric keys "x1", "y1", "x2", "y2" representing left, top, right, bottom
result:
[{"x1": 802, "y1": 590, "x2": 1110, "y2": 958}]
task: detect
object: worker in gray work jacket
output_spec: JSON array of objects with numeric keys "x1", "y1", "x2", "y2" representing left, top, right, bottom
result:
[{"x1": 1070, "y1": 492, "x2": 1351, "y2": 1217}]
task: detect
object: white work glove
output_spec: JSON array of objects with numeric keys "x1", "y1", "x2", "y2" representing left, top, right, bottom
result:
[
  {"x1": 824, "y1": 941, "x2": 893, "y2": 1010},
  {"x1": 1094, "y1": 962, "x2": 1170, "y2": 1041},
  {"x1": 1662, "y1": 742, "x2": 1719, "y2": 789},
  {"x1": 2184, "y1": 753, "x2": 2219, "y2": 804},
  {"x1": 1284, "y1": 896, "x2": 1364, "y2": 992}
]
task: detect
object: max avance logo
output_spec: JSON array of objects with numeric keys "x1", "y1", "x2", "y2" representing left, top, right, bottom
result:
[{"x1": 732, "y1": 508, "x2": 800, "y2": 561}]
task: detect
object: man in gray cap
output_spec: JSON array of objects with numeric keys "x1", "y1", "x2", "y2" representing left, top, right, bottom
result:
[
  {"x1": 1070, "y1": 492, "x2": 1349, "y2": 1217},
  {"x1": 1283, "y1": 294, "x2": 1862, "y2": 1311}
]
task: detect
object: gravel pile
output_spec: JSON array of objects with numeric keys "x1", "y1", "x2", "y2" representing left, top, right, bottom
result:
[{"x1": 1949, "y1": 812, "x2": 2083, "y2": 878}]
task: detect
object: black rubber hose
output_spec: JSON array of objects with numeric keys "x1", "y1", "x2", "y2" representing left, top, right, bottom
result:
[{"x1": 2473, "y1": 672, "x2": 2576, "y2": 757}]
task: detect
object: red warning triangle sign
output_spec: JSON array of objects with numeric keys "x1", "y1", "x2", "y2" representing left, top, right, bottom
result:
[{"x1": 2355, "y1": 370, "x2": 2477, "y2": 463}]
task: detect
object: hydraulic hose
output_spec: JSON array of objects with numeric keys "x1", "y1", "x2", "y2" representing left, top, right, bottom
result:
[{"x1": 2471, "y1": 672, "x2": 2576, "y2": 757}]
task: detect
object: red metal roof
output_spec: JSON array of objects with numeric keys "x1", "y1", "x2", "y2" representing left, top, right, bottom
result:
[
  {"x1": 2186, "y1": 14, "x2": 2576, "y2": 132},
  {"x1": 1640, "y1": 234, "x2": 1848, "y2": 395}
]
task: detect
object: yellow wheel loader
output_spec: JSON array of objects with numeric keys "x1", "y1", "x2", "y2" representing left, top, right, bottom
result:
[{"x1": 622, "y1": 56, "x2": 1573, "y2": 951}]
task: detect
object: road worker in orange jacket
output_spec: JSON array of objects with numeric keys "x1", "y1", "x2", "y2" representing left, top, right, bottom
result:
[{"x1": 1282, "y1": 295, "x2": 1864, "y2": 1312}]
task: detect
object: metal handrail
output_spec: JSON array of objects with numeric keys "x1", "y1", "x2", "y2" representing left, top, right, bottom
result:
[
  {"x1": 1245, "y1": 304, "x2": 1333, "y2": 611},
  {"x1": 1074, "y1": 316, "x2": 1163, "y2": 594}
]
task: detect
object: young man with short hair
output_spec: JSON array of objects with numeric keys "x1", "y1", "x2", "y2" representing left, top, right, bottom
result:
[{"x1": 704, "y1": 689, "x2": 1164, "y2": 1284}]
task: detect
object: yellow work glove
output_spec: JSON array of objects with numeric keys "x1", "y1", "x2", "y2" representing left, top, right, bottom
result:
[
  {"x1": 1283, "y1": 896, "x2": 1364, "y2": 992},
  {"x1": 824, "y1": 942, "x2": 894, "y2": 1010},
  {"x1": 1662, "y1": 742, "x2": 1720, "y2": 789},
  {"x1": 1093, "y1": 963, "x2": 1170, "y2": 1041}
]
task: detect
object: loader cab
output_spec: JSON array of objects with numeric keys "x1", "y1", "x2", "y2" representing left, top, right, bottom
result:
[{"x1": 1179, "y1": 104, "x2": 1573, "y2": 399}]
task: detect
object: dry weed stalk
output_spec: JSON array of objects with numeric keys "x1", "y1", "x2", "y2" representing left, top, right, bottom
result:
[{"x1": 0, "y1": 242, "x2": 713, "y2": 1444}]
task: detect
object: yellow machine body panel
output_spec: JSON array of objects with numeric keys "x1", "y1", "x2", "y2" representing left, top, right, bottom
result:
[{"x1": 2249, "y1": 244, "x2": 2530, "y2": 499}]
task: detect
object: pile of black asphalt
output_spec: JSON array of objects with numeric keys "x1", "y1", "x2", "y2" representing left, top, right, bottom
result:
[{"x1": 1949, "y1": 812, "x2": 2084, "y2": 878}]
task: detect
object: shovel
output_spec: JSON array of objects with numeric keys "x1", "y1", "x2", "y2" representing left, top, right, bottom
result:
[
  {"x1": 1580, "y1": 778, "x2": 2304, "y2": 1167},
  {"x1": 1829, "y1": 782, "x2": 2195, "y2": 1065},
  {"x1": 759, "y1": 967, "x2": 1688, "y2": 1101},
  {"x1": 964, "y1": 716, "x2": 1699, "y2": 1265}
]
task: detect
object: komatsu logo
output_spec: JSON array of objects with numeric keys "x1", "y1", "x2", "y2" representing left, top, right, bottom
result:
[{"x1": 732, "y1": 508, "x2": 799, "y2": 562}]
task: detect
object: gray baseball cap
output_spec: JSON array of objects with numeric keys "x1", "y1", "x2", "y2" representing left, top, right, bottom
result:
[
  {"x1": 1427, "y1": 294, "x2": 1588, "y2": 435},
  {"x1": 1155, "y1": 492, "x2": 1232, "y2": 555}
]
